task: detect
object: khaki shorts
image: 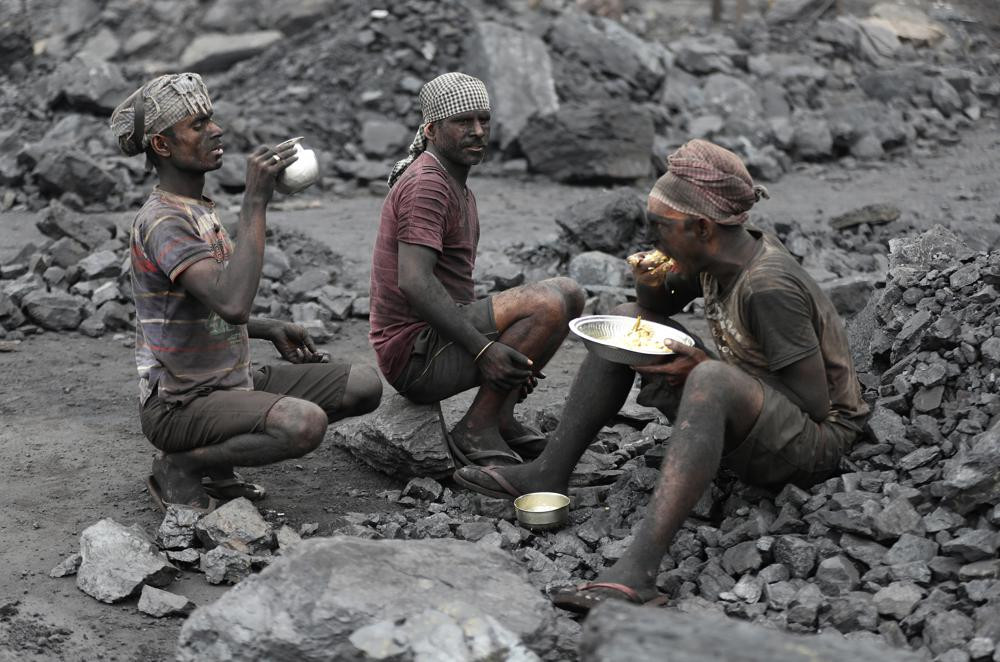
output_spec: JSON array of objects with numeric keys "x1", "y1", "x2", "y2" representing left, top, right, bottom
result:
[
  {"x1": 392, "y1": 297, "x2": 498, "y2": 404},
  {"x1": 140, "y1": 362, "x2": 352, "y2": 453},
  {"x1": 638, "y1": 374, "x2": 863, "y2": 488}
]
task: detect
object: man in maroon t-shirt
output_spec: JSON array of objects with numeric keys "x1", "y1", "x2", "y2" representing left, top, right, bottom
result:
[
  {"x1": 370, "y1": 72, "x2": 584, "y2": 467},
  {"x1": 111, "y1": 74, "x2": 382, "y2": 510}
]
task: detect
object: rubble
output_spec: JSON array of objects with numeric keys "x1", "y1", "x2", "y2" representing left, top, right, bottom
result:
[
  {"x1": 75, "y1": 519, "x2": 178, "y2": 603},
  {"x1": 194, "y1": 497, "x2": 274, "y2": 554},
  {"x1": 137, "y1": 586, "x2": 195, "y2": 618}
]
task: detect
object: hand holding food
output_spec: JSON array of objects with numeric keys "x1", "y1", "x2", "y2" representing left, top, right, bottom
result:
[{"x1": 627, "y1": 249, "x2": 676, "y2": 288}]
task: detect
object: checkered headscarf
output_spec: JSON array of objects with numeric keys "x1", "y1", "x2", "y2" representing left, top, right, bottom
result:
[
  {"x1": 387, "y1": 72, "x2": 491, "y2": 187},
  {"x1": 110, "y1": 73, "x2": 213, "y2": 157},
  {"x1": 650, "y1": 139, "x2": 769, "y2": 225}
]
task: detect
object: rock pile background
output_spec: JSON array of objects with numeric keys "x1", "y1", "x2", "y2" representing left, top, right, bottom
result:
[{"x1": 0, "y1": 0, "x2": 996, "y2": 212}]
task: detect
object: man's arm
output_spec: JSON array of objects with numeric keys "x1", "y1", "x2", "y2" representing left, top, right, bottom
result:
[
  {"x1": 635, "y1": 272, "x2": 700, "y2": 315},
  {"x1": 397, "y1": 241, "x2": 532, "y2": 391},
  {"x1": 176, "y1": 144, "x2": 298, "y2": 325},
  {"x1": 771, "y1": 350, "x2": 830, "y2": 422}
]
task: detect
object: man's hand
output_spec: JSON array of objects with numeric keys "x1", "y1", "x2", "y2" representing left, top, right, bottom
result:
[
  {"x1": 632, "y1": 340, "x2": 709, "y2": 386},
  {"x1": 476, "y1": 341, "x2": 534, "y2": 392},
  {"x1": 517, "y1": 371, "x2": 546, "y2": 403},
  {"x1": 244, "y1": 142, "x2": 299, "y2": 205},
  {"x1": 627, "y1": 250, "x2": 674, "y2": 289},
  {"x1": 269, "y1": 322, "x2": 328, "y2": 364}
]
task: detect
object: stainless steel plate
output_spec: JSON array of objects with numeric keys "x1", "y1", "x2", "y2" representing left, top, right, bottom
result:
[{"x1": 568, "y1": 315, "x2": 695, "y2": 366}]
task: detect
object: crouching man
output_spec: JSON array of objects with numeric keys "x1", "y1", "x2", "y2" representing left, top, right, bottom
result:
[
  {"x1": 110, "y1": 73, "x2": 382, "y2": 511},
  {"x1": 454, "y1": 139, "x2": 869, "y2": 612}
]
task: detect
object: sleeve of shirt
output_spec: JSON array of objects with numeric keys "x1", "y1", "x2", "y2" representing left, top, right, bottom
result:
[
  {"x1": 745, "y1": 283, "x2": 820, "y2": 371},
  {"x1": 394, "y1": 170, "x2": 455, "y2": 253},
  {"x1": 141, "y1": 214, "x2": 214, "y2": 282}
]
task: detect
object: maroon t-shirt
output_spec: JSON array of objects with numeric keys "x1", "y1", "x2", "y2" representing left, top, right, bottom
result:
[{"x1": 369, "y1": 152, "x2": 480, "y2": 382}]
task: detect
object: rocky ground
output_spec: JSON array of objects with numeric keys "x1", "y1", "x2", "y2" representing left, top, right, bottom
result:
[{"x1": 2, "y1": 0, "x2": 1000, "y2": 660}]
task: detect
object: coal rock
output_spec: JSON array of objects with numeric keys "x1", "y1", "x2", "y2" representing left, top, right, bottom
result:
[
  {"x1": 194, "y1": 497, "x2": 274, "y2": 554},
  {"x1": 45, "y1": 54, "x2": 132, "y2": 113},
  {"x1": 773, "y1": 535, "x2": 817, "y2": 579},
  {"x1": 157, "y1": 505, "x2": 203, "y2": 550},
  {"x1": 923, "y1": 610, "x2": 976, "y2": 655},
  {"x1": 520, "y1": 102, "x2": 654, "y2": 183},
  {"x1": 33, "y1": 148, "x2": 120, "y2": 205},
  {"x1": 180, "y1": 31, "x2": 283, "y2": 73},
  {"x1": 21, "y1": 290, "x2": 86, "y2": 331},
  {"x1": 177, "y1": 537, "x2": 556, "y2": 661},
  {"x1": 941, "y1": 530, "x2": 1000, "y2": 562},
  {"x1": 400, "y1": 477, "x2": 444, "y2": 502},
  {"x1": 137, "y1": 585, "x2": 195, "y2": 618},
  {"x1": 76, "y1": 519, "x2": 178, "y2": 603},
  {"x1": 49, "y1": 553, "x2": 82, "y2": 578},
  {"x1": 554, "y1": 190, "x2": 645, "y2": 255},
  {"x1": 816, "y1": 555, "x2": 861, "y2": 596},
  {"x1": 569, "y1": 251, "x2": 630, "y2": 288},
  {"x1": 200, "y1": 546, "x2": 255, "y2": 585},
  {"x1": 940, "y1": 423, "x2": 1000, "y2": 514},
  {"x1": 872, "y1": 581, "x2": 923, "y2": 619}
]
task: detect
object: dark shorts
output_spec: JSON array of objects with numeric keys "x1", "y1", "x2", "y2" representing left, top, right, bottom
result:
[
  {"x1": 638, "y1": 374, "x2": 863, "y2": 488},
  {"x1": 391, "y1": 297, "x2": 498, "y2": 404},
  {"x1": 140, "y1": 362, "x2": 352, "y2": 454}
]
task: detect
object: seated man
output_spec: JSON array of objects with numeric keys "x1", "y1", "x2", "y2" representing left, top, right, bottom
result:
[
  {"x1": 370, "y1": 72, "x2": 585, "y2": 466},
  {"x1": 110, "y1": 73, "x2": 382, "y2": 510},
  {"x1": 454, "y1": 139, "x2": 869, "y2": 611}
]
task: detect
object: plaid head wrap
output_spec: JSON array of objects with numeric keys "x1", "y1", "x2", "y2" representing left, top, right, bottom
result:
[
  {"x1": 109, "y1": 73, "x2": 213, "y2": 157},
  {"x1": 650, "y1": 139, "x2": 769, "y2": 225},
  {"x1": 387, "y1": 72, "x2": 490, "y2": 187}
]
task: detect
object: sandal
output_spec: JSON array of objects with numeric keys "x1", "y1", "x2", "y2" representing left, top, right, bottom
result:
[
  {"x1": 550, "y1": 582, "x2": 668, "y2": 615},
  {"x1": 202, "y1": 473, "x2": 267, "y2": 502},
  {"x1": 436, "y1": 403, "x2": 522, "y2": 468},
  {"x1": 146, "y1": 475, "x2": 216, "y2": 515}
]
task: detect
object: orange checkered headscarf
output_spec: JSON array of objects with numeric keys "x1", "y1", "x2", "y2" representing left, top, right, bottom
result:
[{"x1": 650, "y1": 140, "x2": 769, "y2": 225}]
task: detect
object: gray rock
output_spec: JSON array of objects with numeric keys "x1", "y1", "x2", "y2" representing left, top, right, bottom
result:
[
  {"x1": 262, "y1": 246, "x2": 290, "y2": 280},
  {"x1": 670, "y1": 35, "x2": 737, "y2": 75},
  {"x1": 886, "y1": 534, "x2": 938, "y2": 565},
  {"x1": 331, "y1": 393, "x2": 455, "y2": 479},
  {"x1": 941, "y1": 530, "x2": 1000, "y2": 562},
  {"x1": 76, "y1": 519, "x2": 178, "y2": 603},
  {"x1": 873, "y1": 499, "x2": 924, "y2": 541},
  {"x1": 177, "y1": 537, "x2": 556, "y2": 661},
  {"x1": 49, "y1": 553, "x2": 82, "y2": 578},
  {"x1": 923, "y1": 610, "x2": 975, "y2": 655},
  {"x1": 286, "y1": 268, "x2": 331, "y2": 300},
  {"x1": 48, "y1": 236, "x2": 89, "y2": 269},
  {"x1": 931, "y1": 79, "x2": 963, "y2": 117},
  {"x1": 77, "y1": 250, "x2": 120, "y2": 280},
  {"x1": 91, "y1": 282, "x2": 121, "y2": 308},
  {"x1": 826, "y1": 591, "x2": 879, "y2": 633},
  {"x1": 722, "y1": 541, "x2": 764, "y2": 576},
  {"x1": 887, "y1": 225, "x2": 974, "y2": 272},
  {"x1": 158, "y1": 505, "x2": 203, "y2": 550},
  {"x1": 822, "y1": 274, "x2": 881, "y2": 317},
  {"x1": 829, "y1": 204, "x2": 901, "y2": 231},
  {"x1": 520, "y1": 102, "x2": 654, "y2": 183},
  {"x1": 473, "y1": 252, "x2": 525, "y2": 291},
  {"x1": 816, "y1": 555, "x2": 860, "y2": 596},
  {"x1": 137, "y1": 586, "x2": 195, "y2": 618},
  {"x1": 940, "y1": 423, "x2": 1000, "y2": 514},
  {"x1": 200, "y1": 546, "x2": 255, "y2": 585},
  {"x1": 787, "y1": 583, "x2": 823, "y2": 629},
  {"x1": 22, "y1": 290, "x2": 86, "y2": 331},
  {"x1": 180, "y1": 31, "x2": 283, "y2": 73},
  {"x1": 195, "y1": 498, "x2": 273, "y2": 554},
  {"x1": 773, "y1": 535, "x2": 817, "y2": 578},
  {"x1": 767, "y1": 0, "x2": 833, "y2": 24},
  {"x1": 45, "y1": 54, "x2": 132, "y2": 113},
  {"x1": 793, "y1": 116, "x2": 834, "y2": 160},
  {"x1": 36, "y1": 201, "x2": 115, "y2": 249},
  {"x1": 401, "y1": 477, "x2": 444, "y2": 502},
  {"x1": 579, "y1": 600, "x2": 922, "y2": 661},
  {"x1": 275, "y1": 526, "x2": 303, "y2": 552},
  {"x1": 873, "y1": 581, "x2": 923, "y2": 619},
  {"x1": 166, "y1": 549, "x2": 200, "y2": 565},
  {"x1": 465, "y1": 21, "x2": 559, "y2": 149},
  {"x1": 555, "y1": 190, "x2": 645, "y2": 254},
  {"x1": 569, "y1": 251, "x2": 630, "y2": 288},
  {"x1": 360, "y1": 119, "x2": 410, "y2": 158},
  {"x1": 34, "y1": 148, "x2": 120, "y2": 205}
]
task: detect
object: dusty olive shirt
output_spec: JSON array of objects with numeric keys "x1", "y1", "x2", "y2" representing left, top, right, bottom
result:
[
  {"x1": 130, "y1": 187, "x2": 251, "y2": 406},
  {"x1": 701, "y1": 229, "x2": 869, "y2": 423}
]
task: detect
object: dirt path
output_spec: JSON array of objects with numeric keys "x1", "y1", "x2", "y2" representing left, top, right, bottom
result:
[{"x1": 0, "y1": 120, "x2": 998, "y2": 661}]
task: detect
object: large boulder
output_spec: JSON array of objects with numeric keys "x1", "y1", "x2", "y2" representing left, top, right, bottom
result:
[
  {"x1": 180, "y1": 31, "x2": 283, "y2": 73},
  {"x1": 176, "y1": 537, "x2": 556, "y2": 661},
  {"x1": 465, "y1": 21, "x2": 559, "y2": 149},
  {"x1": 21, "y1": 290, "x2": 87, "y2": 330},
  {"x1": 45, "y1": 55, "x2": 133, "y2": 113},
  {"x1": 554, "y1": 190, "x2": 645, "y2": 255},
  {"x1": 76, "y1": 519, "x2": 178, "y2": 604},
  {"x1": 36, "y1": 201, "x2": 116, "y2": 250},
  {"x1": 938, "y1": 421, "x2": 1000, "y2": 514},
  {"x1": 330, "y1": 393, "x2": 460, "y2": 478},
  {"x1": 33, "y1": 148, "x2": 120, "y2": 205},
  {"x1": 520, "y1": 102, "x2": 654, "y2": 183},
  {"x1": 580, "y1": 601, "x2": 921, "y2": 661}
]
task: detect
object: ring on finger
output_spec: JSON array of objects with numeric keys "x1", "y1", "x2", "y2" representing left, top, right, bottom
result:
[{"x1": 272, "y1": 154, "x2": 281, "y2": 163}]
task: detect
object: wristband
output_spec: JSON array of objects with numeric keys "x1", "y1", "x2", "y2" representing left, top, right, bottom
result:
[{"x1": 474, "y1": 340, "x2": 495, "y2": 363}]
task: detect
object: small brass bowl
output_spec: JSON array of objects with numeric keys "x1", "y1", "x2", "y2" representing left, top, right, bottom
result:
[{"x1": 514, "y1": 492, "x2": 570, "y2": 530}]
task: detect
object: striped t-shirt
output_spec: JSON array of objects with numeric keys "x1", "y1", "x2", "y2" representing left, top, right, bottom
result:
[{"x1": 130, "y1": 187, "x2": 251, "y2": 405}]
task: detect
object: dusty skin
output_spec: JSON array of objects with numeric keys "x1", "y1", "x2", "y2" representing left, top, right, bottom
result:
[{"x1": 1, "y1": 123, "x2": 999, "y2": 660}]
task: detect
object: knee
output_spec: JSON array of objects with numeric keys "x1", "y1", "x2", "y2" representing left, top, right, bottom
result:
[
  {"x1": 684, "y1": 361, "x2": 735, "y2": 399},
  {"x1": 340, "y1": 365, "x2": 383, "y2": 416},
  {"x1": 536, "y1": 277, "x2": 585, "y2": 324},
  {"x1": 283, "y1": 401, "x2": 328, "y2": 456},
  {"x1": 549, "y1": 276, "x2": 586, "y2": 317}
]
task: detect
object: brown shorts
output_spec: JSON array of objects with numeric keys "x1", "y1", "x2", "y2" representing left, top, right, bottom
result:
[
  {"x1": 638, "y1": 374, "x2": 863, "y2": 488},
  {"x1": 392, "y1": 297, "x2": 498, "y2": 404},
  {"x1": 140, "y1": 362, "x2": 352, "y2": 454}
]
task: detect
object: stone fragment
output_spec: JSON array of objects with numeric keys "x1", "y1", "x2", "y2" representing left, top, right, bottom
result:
[
  {"x1": 158, "y1": 505, "x2": 203, "y2": 550},
  {"x1": 886, "y1": 533, "x2": 938, "y2": 565},
  {"x1": 816, "y1": 555, "x2": 860, "y2": 596},
  {"x1": 829, "y1": 203, "x2": 901, "y2": 231},
  {"x1": 722, "y1": 541, "x2": 764, "y2": 577},
  {"x1": 180, "y1": 31, "x2": 283, "y2": 73},
  {"x1": 941, "y1": 530, "x2": 1000, "y2": 562},
  {"x1": 45, "y1": 54, "x2": 132, "y2": 113},
  {"x1": 555, "y1": 190, "x2": 645, "y2": 254},
  {"x1": 177, "y1": 538, "x2": 555, "y2": 661},
  {"x1": 569, "y1": 251, "x2": 630, "y2": 288},
  {"x1": 194, "y1": 497, "x2": 273, "y2": 554},
  {"x1": 923, "y1": 611, "x2": 975, "y2": 655},
  {"x1": 873, "y1": 499, "x2": 924, "y2": 541},
  {"x1": 826, "y1": 591, "x2": 878, "y2": 633},
  {"x1": 787, "y1": 583, "x2": 823, "y2": 629},
  {"x1": 137, "y1": 585, "x2": 195, "y2": 618},
  {"x1": 520, "y1": 102, "x2": 654, "y2": 182},
  {"x1": 76, "y1": 519, "x2": 178, "y2": 603},
  {"x1": 873, "y1": 581, "x2": 923, "y2": 619},
  {"x1": 275, "y1": 526, "x2": 303, "y2": 551},
  {"x1": 579, "y1": 601, "x2": 920, "y2": 661},
  {"x1": 166, "y1": 549, "x2": 200, "y2": 565},
  {"x1": 773, "y1": 535, "x2": 817, "y2": 578},
  {"x1": 401, "y1": 477, "x2": 444, "y2": 502},
  {"x1": 36, "y1": 201, "x2": 116, "y2": 249},
  {"x1": 940, "y1": 424, "x2": 1000, "y2": 514},
  {"x1": 34, "y1": 148, "x2": 119, "y2": 205},
  {"x1": 76, "y1": 251, "x2": 120, "y2": 280},
  {"x1": 22, "y1": 290, "x2": 86, "y2": 331},
  {"x1": 360, "y1": 119, "x2": 409, "y2": 158},
  {"x1": 465, "y1": 21, "x2": 559, "y2": 149},
  {"x1": 49, "y1": 553, "x2": 82, "y2": 578},
  {"x1": 331, "y1": 394, "x2": 455, "y2": 479},
  {"x1": 200, "y1": 546, "x2": 254, "y2": 585},
  {"x1": 866, "y1": 406, "x2": 906, "y2": 446}
]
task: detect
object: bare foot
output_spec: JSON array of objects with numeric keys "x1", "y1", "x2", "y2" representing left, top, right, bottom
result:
[{"x1": 152, "y1": 455, "x2": 212, "y2": 508}]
